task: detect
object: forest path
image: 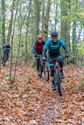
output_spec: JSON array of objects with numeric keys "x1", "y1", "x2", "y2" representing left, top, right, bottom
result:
[{"x1": 0, "y1": 63, "x2": 84, "y2": 125}]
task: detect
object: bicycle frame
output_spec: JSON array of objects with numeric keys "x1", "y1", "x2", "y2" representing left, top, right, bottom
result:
[
  {"x1": 55, "y1": 61, "x2": 62, "y2": 71},
  {"x1": 35, "y1": 55, "x2": 42, "y2": 60},
  {"x1": 48, "y1": 56, "x2": 65, "y2": 96}
]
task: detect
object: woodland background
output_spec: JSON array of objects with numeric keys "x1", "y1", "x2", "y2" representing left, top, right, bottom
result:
[{"x1": 0, "y1": 0, "x2": 84, "y2": 125}]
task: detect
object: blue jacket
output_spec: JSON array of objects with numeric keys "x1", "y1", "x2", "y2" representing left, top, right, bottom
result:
[{"x1": 43, "y1": 39, "x2": 68, "y2": 58}]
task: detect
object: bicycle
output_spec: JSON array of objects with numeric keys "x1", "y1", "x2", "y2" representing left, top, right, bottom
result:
[
  {"x1": 40, "y1": 60, "x2": 49, "y2": 81},
  {"x1": 34, "y1": 54, "x2": 49, "y2": 80},
  {"x1": 48, "y1": 56, "x2": 65, "y2": 96}
]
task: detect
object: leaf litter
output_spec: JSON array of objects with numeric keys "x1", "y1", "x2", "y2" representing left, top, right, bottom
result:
[{"x1": 0, "y1": 64, "x2": 84, "y2": 125}]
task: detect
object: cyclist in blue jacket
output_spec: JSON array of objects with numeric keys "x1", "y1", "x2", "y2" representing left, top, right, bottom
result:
[{"x1": 43, "y1": 31, "x2": 68, "y2": 90}]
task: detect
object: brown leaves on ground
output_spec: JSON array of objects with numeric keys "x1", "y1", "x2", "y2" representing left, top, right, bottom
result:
[{"x1": 0, "y1": 63, "x2": 84, "y2": 125}]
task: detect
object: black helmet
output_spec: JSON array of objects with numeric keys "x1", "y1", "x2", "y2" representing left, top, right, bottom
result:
[{"x1": 51, "y1": 31, "x2": 58, "y2": 37}]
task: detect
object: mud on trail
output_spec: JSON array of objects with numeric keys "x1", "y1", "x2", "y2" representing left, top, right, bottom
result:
[{"x1": 0, "y1": 64, "x2": 84, "y2": 125}]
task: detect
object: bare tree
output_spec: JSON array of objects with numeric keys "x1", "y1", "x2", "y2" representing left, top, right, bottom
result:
[
  {"x1": 44, "y1": 0, "x2": 51, "y2": 40},
  {"x1": 7, "y1": 0, "x2": 16, "y2": 43},
  {"x1": 1, "y1": 0, "x2": 6, "y2": 45},
  {"x1": 34, "y1": 0, "x2": 41, "y2": 36}
]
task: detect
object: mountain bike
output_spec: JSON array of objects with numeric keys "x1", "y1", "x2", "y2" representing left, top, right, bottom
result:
[
  {"x1": 35, "y1": 55, "x2": 49, "y2": 81},
  {"x1": 48, "y1": 56, "x2": 65, "y2": 96}
]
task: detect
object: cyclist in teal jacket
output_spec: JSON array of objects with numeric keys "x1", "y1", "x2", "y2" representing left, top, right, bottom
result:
[{"x1": 43, "y1": 31, "x2": 68, "y2": 90}]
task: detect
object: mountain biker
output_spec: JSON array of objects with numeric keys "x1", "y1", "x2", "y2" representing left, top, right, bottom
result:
[
  {"x1": 2, "y1": 43, "x2": 11, "y2": 66},
  {"x1": 42, "y1": 31, "x2": 68, "y2": 91},
  {"x1": 33, "y1": 34, "x2": 45, "y2": 76}
]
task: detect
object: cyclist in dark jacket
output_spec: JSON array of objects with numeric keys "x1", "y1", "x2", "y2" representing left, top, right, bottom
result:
[
  {"x1": 33, "y1": 34, "x2": 45, "y2": 76},
  {"x1": 2, "y1": 43, "x2": 11, "y2": 66},
  {"x1": 43, "y1": 31, "x2": 68, "y2": 90}
]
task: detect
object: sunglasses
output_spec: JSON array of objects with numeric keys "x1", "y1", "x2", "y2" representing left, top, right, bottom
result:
[
  {"x1": 52, "y1": 37, "x2": 57, "y2": 39},
  {"x1": 38, "y1": 38, "x2": 42, "y2": 40}
]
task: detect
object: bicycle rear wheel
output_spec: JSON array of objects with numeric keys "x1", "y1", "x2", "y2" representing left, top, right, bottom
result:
[
  {"x1": 54, "y1": 69, "x2": 62, "y2": 96},
  {"x1": 38, "y1": 63, "x2": 42, "y2": 77}
]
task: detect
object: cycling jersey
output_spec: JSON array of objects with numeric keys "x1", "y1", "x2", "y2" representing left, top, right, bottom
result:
[
  {"x1": 43, "y1": 39, "x2": 67, "y2": 58},
  {"x1": 33, "y1": 40, "x2": 45, "y2": 55}
]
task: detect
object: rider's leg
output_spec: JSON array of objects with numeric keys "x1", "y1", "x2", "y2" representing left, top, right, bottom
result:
[
  {"x1": 36, "y1": 58, "x2": 41, "y2": 76},
  {"x1": 6, "y1": 53, "x2": 9, "y2": 61},
  {"x1": 2, "y1": 55, "x2": 4, "y2": 65},
  {"x1": 40, "y1": 61, "x2": 44, "y2": 73},
  {"x1": 36, "y1": 59, "x2": 40, "y2": 70},
  {"x1": 49, "y1": 65, "x2": 57, "y2": 91},
  {"x1": 2, "y1": 52, "x2": 6, "y2": 66},
  {"x1": 60, "y1": 61, "x2": 64, "y2": 79}
]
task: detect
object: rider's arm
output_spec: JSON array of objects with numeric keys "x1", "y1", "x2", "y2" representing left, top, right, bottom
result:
[
  {"x1": 60, "y1": 39, "x2": 68, "y2": 54},
  {"x1": 63, "y1": 45, "x2": 68, "y2": 54},
  {"x1": 43, "y1": 40, "x2": 45, "y2": 46},
  {"x1": 2, "y1": 45, "x2": 6, "y2": 49},
  {"x1": 42, "y1": 40, "x2": 50, "y2": 57},
  {"x1": 33, "y1": 43, "x2": 37, "y2": 55}
]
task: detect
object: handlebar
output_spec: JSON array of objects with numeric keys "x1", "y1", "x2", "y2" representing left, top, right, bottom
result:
[
  {"x1": 34, "y1": 54, "x2": 42, "y2": 60},
  {"x1": 46, "y1": 55, "x2": 66, "y2": 62}
]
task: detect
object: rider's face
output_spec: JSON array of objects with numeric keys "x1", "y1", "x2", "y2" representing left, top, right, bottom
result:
[
  {"x1": 52, "y1": 37, "x2": 57, "y2": 42},
  {"x1": 38, "y1": 38, "x2": 42, "y2": 43}
]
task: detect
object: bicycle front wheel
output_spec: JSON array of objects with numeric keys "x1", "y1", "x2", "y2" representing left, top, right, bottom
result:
[{"x1": 54, "y1": 69, "x2": 62, "y2": 96}]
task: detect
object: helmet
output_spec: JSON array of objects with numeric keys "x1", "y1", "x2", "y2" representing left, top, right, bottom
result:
[
  {"x1": 37, "y1": 34, "x2": 43, "y2": 39},
  {"x1": 51, "y1": 31, "x2": 58, "y2": 37}
]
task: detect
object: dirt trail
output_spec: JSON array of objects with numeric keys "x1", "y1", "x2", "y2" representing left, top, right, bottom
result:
[
  {"x1": 37, "y1": 65, "x2": 84, "y2": 125},
  {"x1": 0, "y1": 64, "x2": 84, "y2": 125},
  {"x1": 40, "y1": 97, "x2": 62, "y2": 125}
]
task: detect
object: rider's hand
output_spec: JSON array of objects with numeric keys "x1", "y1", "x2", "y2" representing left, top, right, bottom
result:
[
  {"x1": 34, "y1": 54, "x2": 37, "y2": 57},
  {"x1": 42, "y1": 56, "x2": 46, "y2": 61}
]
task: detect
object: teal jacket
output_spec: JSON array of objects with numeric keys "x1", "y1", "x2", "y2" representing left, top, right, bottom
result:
[{"x1": 43, "y1": 39, "x2": 68, "y2": 58}]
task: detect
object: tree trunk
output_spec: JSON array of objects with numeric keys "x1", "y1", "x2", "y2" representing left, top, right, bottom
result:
[
  {"x1": 44, "y1": 0, "x2": 51, "y2": 40},
  {"x1": 72, "y1": 0, "x2": 78, "y2": 64},
  {"x1": 54, "y1": 0, "x2": 58, "y2": 31},
  {"x1": 9, "y1": 4, "x2": 18, "y2": 84},
  {"x1": 25, "y1": 0, "x2": 31, "y2": 62},
  {"x1": 60, "y1": 0, "x2": 70, "y2": 42},
  {"x1": 34, "y1": 0, "x2": 40, "y2": 36},
  {"x1": 41, "y1": 0, "x2": 45, "y2": 33},
  {"x1": 60, "y1": 0, "x2": 71, "y2": 64},
  {"x1": 7, "y1": 0, "x2": 15, "y2": 43},
  {"x1": 0, "y1": 47, "x2": 2, "y2": 72},
  {"x1": 1, "y1": 0, "x2": 6, "y2": 45}
]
